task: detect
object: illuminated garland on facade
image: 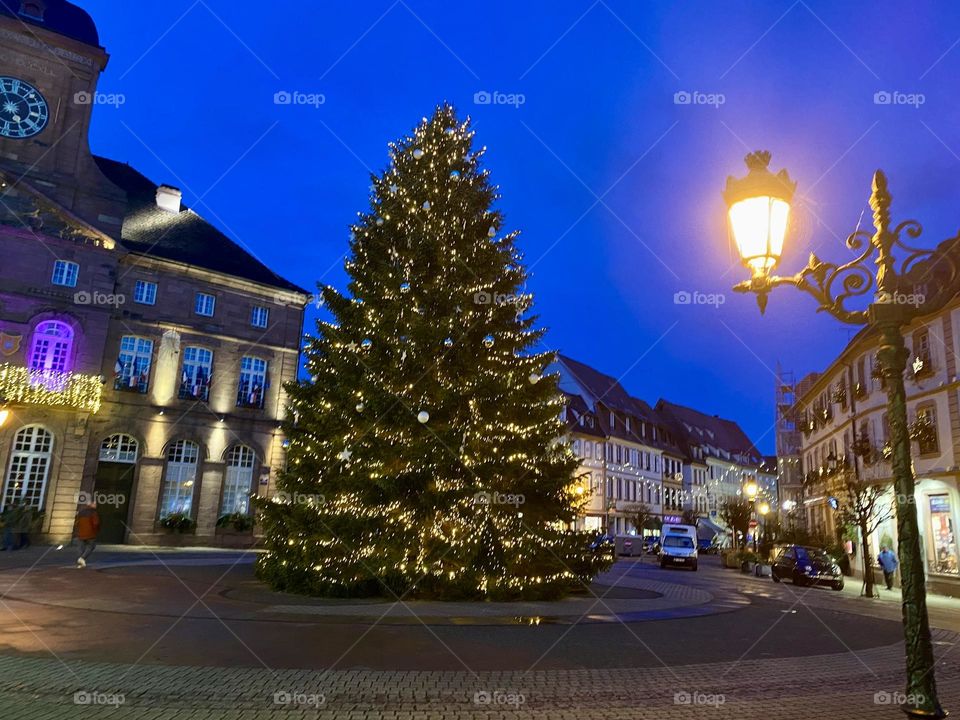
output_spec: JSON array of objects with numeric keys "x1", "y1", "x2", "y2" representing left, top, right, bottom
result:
[{"x1": 0, "y1": 363, "x2": 103, "y2": 413}]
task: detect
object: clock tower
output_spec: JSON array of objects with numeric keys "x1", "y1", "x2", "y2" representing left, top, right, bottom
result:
[{"x1": 0, "y1": 0, "x2": 126, "y2": 232}]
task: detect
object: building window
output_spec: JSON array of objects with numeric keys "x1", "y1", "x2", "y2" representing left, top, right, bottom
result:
[
  {"x1": 237, "y1": 356, "x2": 267, "y2": 409},
  {"x1": 928, "y1": 494, "x2": 958, "y2": 575},
  {"x1": 180, "y1": 347, "x2": 213, "y2": 401},
  {"x1": 221, "y1": 446, "x2": 256, "y2": 516},
  {"x1": 99, "y1": 434, "x2": 139, "y2": 464},
  {"x1": 2, "y1": 425, "x2": 53, "y2": 510},
  {"x1": 51, "y1": 260, "x2": 78, "y2": 287},
  {"x1": 194, "y1": 292, "x2": 216, "y2": 317},
  {"x1": 159, "y1": 440, "x2": 199, "y2": 518},
  {"x1": 251, "y1": 306, "x2": 269, "y2": 329},
  {"x1": 115, "y1": 336, "x2": 153, "y2": 393},
  {"x1": 915, "y1": 406, "x2": 940, "y2": 455},
  {"x1": 29, "y1": 321, "x2": 73, "y2": 376},
  {"x1": 134, "y1": 280, "x2": 157, "y2": 305}
]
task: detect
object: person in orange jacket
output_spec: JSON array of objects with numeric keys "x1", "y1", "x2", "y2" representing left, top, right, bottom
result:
[{"x1": 73, "y1": 501, "x2": 100, "y2": 568}]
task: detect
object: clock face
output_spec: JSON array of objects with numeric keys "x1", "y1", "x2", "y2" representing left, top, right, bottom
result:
[{"x1": 0, "y1": 76, "x2": 49, "y2": 140}]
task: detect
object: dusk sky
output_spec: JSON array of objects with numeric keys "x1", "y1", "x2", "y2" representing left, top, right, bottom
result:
[{"x1": 82, "y1": 1, "x2": 960, "y2": 453}]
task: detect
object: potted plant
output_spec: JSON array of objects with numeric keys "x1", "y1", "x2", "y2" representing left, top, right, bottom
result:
[
  {"x1": 160, "y1": 512, "x2": 195, "y2": 533},
  {"x1": 737, "y1": 549, "x2": 760, "y2": 573},
  {"x1": 216, "y1": 512, "x2": 254, "y2": 533}
]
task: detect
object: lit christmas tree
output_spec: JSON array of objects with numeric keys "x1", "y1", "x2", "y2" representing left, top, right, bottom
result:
[{"x1": 256, "y1": 105, "x2": 609, "y2": 600}]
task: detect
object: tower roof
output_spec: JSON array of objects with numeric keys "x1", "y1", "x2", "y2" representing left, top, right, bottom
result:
[{"x1": 0, "y1": 0, "x2": 100, "y2": 47}]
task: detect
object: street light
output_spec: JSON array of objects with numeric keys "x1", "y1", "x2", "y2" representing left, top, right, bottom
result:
[
  {"x1": 724, "y1": 150, "x2": 949, "y2": 719},
  {"x1": 744, "y1": 480, "x2": 758, "y2": 500},
  {"x1": 0, "y1": 406, "x2": 8, "y2": 428}
]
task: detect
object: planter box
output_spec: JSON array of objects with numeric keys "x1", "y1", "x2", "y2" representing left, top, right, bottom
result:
[
  {"x1": 724, "y1": 553, "x2": 740, "y2": 569},
  {"x1": 215, "y1": 528, "x2": 256, "y2": 549},
  {"x1": 754, "y1": 563, "x2": 772, "y2": 577}
]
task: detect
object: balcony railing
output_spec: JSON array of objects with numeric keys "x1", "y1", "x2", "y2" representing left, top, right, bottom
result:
[
  {"x1": 114, "y1": 373, "x2": 149, "y2": 394},
  {"x1": 179, "y1": 380, "x2": 210, "y2": 402},
  {"x1": 236, "y1": 384, "x2": 265, "y2": 409},
  {"x1": 0, "y1": 363, "x2": 103, "y2": 413}
]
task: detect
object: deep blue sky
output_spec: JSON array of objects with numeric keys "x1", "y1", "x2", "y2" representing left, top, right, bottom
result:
[{"x1": 82, "y1": 1, "x2": 960, "y2": 453}]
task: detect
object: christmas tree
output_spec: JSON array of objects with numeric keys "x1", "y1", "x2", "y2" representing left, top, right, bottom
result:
[{"x1": 256, "y1": 105, "x2": 610, "y2": 600}]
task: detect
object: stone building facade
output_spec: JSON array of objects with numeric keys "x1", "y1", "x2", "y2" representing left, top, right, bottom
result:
[
  {"x1": 0, "y1": 0, "x2": 305, "y2": 545},
  {"x1": 552, "y1": 355, "x2": 772, "y2": 541},
  {"x1": 796, "y1": 298, "x2": 960, "y2": 597}
]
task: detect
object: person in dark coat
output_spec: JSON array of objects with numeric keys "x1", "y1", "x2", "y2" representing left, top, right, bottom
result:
[
  {"x1": 1, "y1": 504, "x2": 19, "y2": 551},
  {"x1": 16, "y1": 504, "x2": 33, "y2": 549},
  {"x1": 73, "y1": 502, "x2": 100, "y2": 568}
]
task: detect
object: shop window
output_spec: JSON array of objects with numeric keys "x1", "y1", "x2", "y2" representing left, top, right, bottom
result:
[{"x1": 928, "y1": 494, "x2": 958, "y2": 575}]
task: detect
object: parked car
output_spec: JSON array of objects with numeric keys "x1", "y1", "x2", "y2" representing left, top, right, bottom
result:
[
  {"x1": 771, "y1": 545, "x2": 844, "y2": 590},
  {"x1": 589, "y1": 533, "x2": 614, "y2": 551},
  {"x1": 642, "y1": 536, "x2": 661, "y2": 555},
  {"x1": 697, "y1": 537, "x2": 717, "y2": 554}
]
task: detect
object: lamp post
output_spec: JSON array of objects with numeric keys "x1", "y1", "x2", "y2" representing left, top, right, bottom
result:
[
  {"x1": 723, "y1": 151, "x2": 949, "y2": 719},
  {"x1": 744, "y1": 480, "x2": 758, "y2": 550}
]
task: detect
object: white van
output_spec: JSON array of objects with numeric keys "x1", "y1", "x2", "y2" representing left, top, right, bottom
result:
[{"x1": 659, "y1": 523, "x2": 698, "y2": 571}]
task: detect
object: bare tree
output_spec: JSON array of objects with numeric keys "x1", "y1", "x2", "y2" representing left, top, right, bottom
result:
[
  {"x1": 680, "y1": 508, "x2": 699, "y2": 526},
  {"x1": 827, "y1": 466, "x2": 895, "y2": 598},
  {"x1": 719, "y1": 498, "x2": 752, "y2": 551},
  {"x1": 624, "y1": 502, "x2": 655, "y2": 535}
]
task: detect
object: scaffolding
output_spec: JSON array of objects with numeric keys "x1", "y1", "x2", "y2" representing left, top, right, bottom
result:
[{"x1": 775, "y1": 363, "x2": 806, "y2": 525}]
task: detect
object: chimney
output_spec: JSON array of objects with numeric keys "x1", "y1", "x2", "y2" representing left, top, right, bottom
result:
[{"x1": 156, "y1": 185, "x2": 182, "y2": 213}]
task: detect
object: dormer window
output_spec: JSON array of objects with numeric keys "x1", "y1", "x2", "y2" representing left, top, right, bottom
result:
[
  {"x1": 609, "y1": 411, "x2": 615, "y2": 428},
  {"x1": 20, "y1": 1, "x2": 45, "y2": 20}
]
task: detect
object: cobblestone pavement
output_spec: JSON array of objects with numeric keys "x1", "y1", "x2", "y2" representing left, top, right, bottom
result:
[
  {"x1": 0, "y1": 633, "x2": 958, "y2": 719},
  {"x1": 0, "y1": 548, "x2": 958, "y2": 718}
]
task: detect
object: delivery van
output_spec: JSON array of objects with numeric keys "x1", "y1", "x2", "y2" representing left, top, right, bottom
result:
[{"x1": 659, "y1": 523, "x2": 698, "y2": 570}]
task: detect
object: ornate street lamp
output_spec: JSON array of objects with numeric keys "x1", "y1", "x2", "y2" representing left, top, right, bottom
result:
[{"x1": 724, "y1": 150, "x2": 953, "y2": 719}]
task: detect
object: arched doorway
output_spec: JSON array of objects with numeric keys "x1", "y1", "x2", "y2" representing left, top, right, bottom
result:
[{"x1": 94, "y1": 434, "x2": 139, "y2": 544}]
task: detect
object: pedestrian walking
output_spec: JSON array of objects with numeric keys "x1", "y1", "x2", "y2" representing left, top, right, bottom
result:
[
  {"x1": 73, "y1": 501, "x2": 100, "y2": 568},
  {"x1": 878, "y1": 545, "x2": 899, "y2": 590}
]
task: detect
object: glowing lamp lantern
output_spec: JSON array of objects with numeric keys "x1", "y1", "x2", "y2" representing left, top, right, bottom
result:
[
  {"x1": 723, "y1": 151, "x2": 796, "y2": 294},
  {"x1": 744, "y1": 480, "x2": 759, "y2": 500},
  {"x1": 0, "y1": 407, "x2": 8, "y2": 427},
  {"x1": 758, "y1": 501, "x2": 770, "y2": 516}
]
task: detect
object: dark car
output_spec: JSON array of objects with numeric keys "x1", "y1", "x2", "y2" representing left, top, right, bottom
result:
[
  {"x1": 771, "y1": 545, "x2": 844, "y2": 591},
  {"x1": 642, "y1": 536, "x2": 661, "y2": 555},
  {"x1": 589, "y1": 534, "x2": 614, "y2": 551}
]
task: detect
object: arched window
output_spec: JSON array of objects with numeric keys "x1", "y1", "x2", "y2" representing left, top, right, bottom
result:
[
  {"x1": 99, "y1": 434, "x2": 139, "y2": 464},
  {"x1": 29, "y1": 321, "x2": 73, "y2": 374},
  {"x1": 221, "y1": 445, "x2": 256, "y2": 515},
  {"x1": 159, "y1": 440, "x2": 199, "y2": 518},
  {"x1": 3, "y1": 425, "x2": 53, "y2": 509}
]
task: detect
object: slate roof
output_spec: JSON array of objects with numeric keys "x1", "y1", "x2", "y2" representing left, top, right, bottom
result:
[
  {"x1": 0, "y1": 0, "x2": 99, "y2": 46},
  {"x1": 94, "y1": 156, "x2": 305, "y2": 294},
  {"x1": 656, "y1": 399, "x2": 762, "y2": 466},
  {"x1": 552, "y1": 355, "x2": 684, "y2": 455},
  {"x1": 554, "y1": 354, "x2": 645, "y2": 416}
]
